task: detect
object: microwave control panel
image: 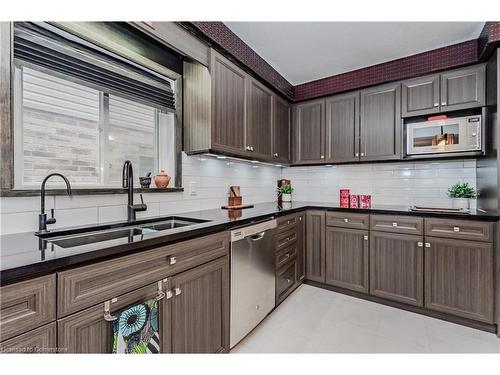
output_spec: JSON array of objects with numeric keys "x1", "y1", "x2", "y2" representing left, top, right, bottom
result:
[{"x1": 466, "y1": 116, "x2": 481, "y2": 151}]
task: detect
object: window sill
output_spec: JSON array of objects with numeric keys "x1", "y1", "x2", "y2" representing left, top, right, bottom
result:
[{"x1": 0, "y1": 187, "x2": 184, "y2": 197}]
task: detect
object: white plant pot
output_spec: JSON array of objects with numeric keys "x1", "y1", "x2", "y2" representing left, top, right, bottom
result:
[
  {"x1": 452, "y1": 198, "x2": 470, "y2": 210},
  {"x1": 281, "y1": 193, "x2": 292, "y2": 202}
]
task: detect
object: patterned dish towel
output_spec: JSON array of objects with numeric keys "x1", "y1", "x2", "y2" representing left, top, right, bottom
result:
[{"x1": 112, "y1": 298, "x2": 160, "y2": 354}]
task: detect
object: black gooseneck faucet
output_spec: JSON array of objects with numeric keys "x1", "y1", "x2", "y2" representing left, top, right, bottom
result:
[
  {"x1": 122, "y1": 160, "x2": 147, "y2": 222},
  {"x1": 39, "y1": 173, "x2": 72, "y2": 232}
]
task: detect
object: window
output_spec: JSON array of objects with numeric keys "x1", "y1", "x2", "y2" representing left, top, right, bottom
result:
[{"x1": 14, "y1": 64, "x2": 177, "y2": 188}]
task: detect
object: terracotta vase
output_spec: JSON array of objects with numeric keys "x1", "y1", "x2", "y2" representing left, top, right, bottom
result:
[{"x1": 154, "y1": 170, "x2": 171, "y2": 188}]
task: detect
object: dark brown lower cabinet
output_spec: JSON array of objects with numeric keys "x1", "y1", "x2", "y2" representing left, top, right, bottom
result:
[
  {"x1": 296, "y1": 213, "x2": 306, "y2": 283},
  {"x1": 58, "y1": 256, "x2": 229, "y2": 354},
  {"x1": 425, "y1": 237, "x2": 494, "y2": 323},
  {"x1": 325, "y1": 227, "x2": 369, "y2": 293},
  {"x1": 369, "y1": 231, "x2": 424, "y2": 306},
  {"x1": 0, "y1": 322, "x2": 56, "y2": 354},
  {"x1": 306, "y1": 210, "x2": 326, "y2": 283},
  {"x1": 170, "y1": 256, "x2": 229, "y2": 353}
]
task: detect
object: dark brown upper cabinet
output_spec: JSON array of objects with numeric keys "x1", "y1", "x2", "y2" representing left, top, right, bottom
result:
[
  {"x1": 246, "y1": 78, "x2": 273, "y2": 158},
  {"x1": 360, "y1": 82, "x2": 401, "y2": 162},
  {"x1": 183, "y1": 49, "x2": 291, "y2": 164},
  {"x1": 325, "y1": 92, "x2": 360, "y2": 163},
  {"x1": 273, "y1": 95, "x2": 291, "y2": 163},
  {"x1": 440, "y1": 64, "x2": 486, "y2": 112},
  {"x1": 210, "y1": 49, "x2": 247, "y2": 155},
  {"x1": 402, "y1": 74, "x2": 440, "y2": 117},
  {"x1": 293, "y1": 99, "x2": 326, "y2": 164}
]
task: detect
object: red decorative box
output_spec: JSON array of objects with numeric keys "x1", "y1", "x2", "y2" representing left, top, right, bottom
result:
[
  {"x1": 340, "y1": 189, "x2": 350, "y2": 208},
  {"x1": 360, "y1": 195, "x2": 372, "y2": 209},
  {"x1": 349, "y1": 194, "x2": 359, "y2": 208}
]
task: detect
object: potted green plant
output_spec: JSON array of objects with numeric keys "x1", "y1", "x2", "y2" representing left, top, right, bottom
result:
[
  {"x1": 277, "y1": 184, "x2": 294, "y2": 202},
  {"x1": 447, "y1": 182, "x2": 478, "y2": 210}
]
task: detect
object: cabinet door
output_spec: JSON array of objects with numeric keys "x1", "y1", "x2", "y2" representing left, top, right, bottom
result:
[
  {"x1": 401, "y1": 74, "x2": 440, "y2": 117},
  {"x1": 293, "y1": 100, "x2": 325, "y2": 164},
  {"x1": 370, "y1": 232, "x2": 423, "y2": 306},
  {"x1": 440, "y1": 64, "x2": 486, "y2": 112},
  {"x1": 325, "y1": 227, "x2": 369, "y2": 293},
  {"x1": 273, "y1": 95, "x2": 291, "y2": 163},
  {"x1": 305, "y1": 210, "x2": 325, "y2": 282},
  {"x1": 425, "y1": 237, "x2": 493, "y2": 323},
  {"x1": 0, "y1": 322, "x2": 56, "y2": 354},
  {"x1": 210, "y1": 50, "x2": 247, "y2": 154},
  {"x1": 171, "y1": 256, "x2": 229, "y2": 354},
  {"x1": 360, "y1": 82, "x2": 401, "y2": 161},
  {"x1": 58, "y1": 282, "x2": 170, "y2": 353},
  {"x1": 247, "y1": 79, "x2": 273, "y2": 158},
  {"x1": 325, "y1": 92, "x2": 360, "y2": 163},
  {"x1": 296, "y1": 213, "x2": 306, "y2": 283}
]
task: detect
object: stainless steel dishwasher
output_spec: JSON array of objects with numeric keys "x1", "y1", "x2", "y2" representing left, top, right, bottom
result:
[{"x1": 230, "y1": 218, "x2": 277, "y2": 348}]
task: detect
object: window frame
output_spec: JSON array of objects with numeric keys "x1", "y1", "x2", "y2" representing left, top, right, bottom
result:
[{"x1": 1, "y1": 22, "x2": 183, "y2": 196}]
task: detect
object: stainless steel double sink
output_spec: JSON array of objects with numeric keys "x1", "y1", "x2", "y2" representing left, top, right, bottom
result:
[{"x1": 36, "y1": 216, "x2": 210, "y2": 248}]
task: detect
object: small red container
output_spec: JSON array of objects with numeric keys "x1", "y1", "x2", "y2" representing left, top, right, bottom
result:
[
  {"x1": 340, "y1": 189, "x2": 350, "y2": 208},
  {"x1": 349, "y1": 194, "x2": 359, "y2": 208},
  {"x1": 360, "y1": 194, "x2": 372, "y2": 209}
]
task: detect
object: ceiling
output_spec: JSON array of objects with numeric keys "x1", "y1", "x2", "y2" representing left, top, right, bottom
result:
[{"x1": 224, "y1": 22, "x2": 485, "y2": 85}]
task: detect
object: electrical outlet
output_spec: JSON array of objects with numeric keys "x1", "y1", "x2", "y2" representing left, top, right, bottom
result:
[{"x1": 189, "y1": 181, "x2": 198, "y2": 196}]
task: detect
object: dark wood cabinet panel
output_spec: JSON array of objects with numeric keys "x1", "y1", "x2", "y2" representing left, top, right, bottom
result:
[
  {"x1": 293, "y1": 100, "x2": 325, "y2": 164},
  {"x1": 424, "y1": 218, "x2": 493, "y2": 242},
  {"x1": 305, "y1": 210, "x2": 326, "y2": 282},
  {"x1": 58, "y1": 282, "x2": 170, "y2": 353},
  {"x1": 370, "y1": 231, "x2": 424, "y2": 306},
  {"x1": 0, "y1": 274, "x2": 56, "y2": 342},
  {"x1": 276, "y1": 260, "x2": 297, "y2": 304},
  {"x1": 210, "y1": 49, "x2": 247, "y2": 154},
  {"x1": 57, "y1": 231, "x2": 229, "y2": 317},
  {"x1": 326, "y1": 211, "x2": 370, "y2": 230},
  {"x1": 273, "y1": 95, "x2": 291, "y2": 163},
  {"x1": 0, "y1": 322, "x2": 56, "y2": 354},
  {"x1": 402, "y1": 74, "x2": 440, "y2": 117},
  {"x1": 425, "y1": 237, "x2": 493, "y2": 323},
  {"x1": 325, "y1": 92, "x2": 360, "y2": 163},
  {"x1": 296, "y1": 213, "x2": 306, "y2": 283},
  {"x1": 325, "y1": 227, "x2": 369, "y2": 293},
  {"x1": 370, "y1": 214, "x2": 423, "y2": 235},
  {"x1": 440, "y1": 64, "x2": 486, "y2": 112},
  {"x1": 360, "y1": 82, "x2": 401, "y2": 161},
  {"x1": 171, "y1": 256, "x2": 229, "y2": 354},
  {"x1": 247, "y1": 79, "x2": 273, "y2": 158}
]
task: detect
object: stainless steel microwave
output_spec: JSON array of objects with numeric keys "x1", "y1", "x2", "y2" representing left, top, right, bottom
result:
[{"x1": 406, "y1": 115, "x2": 482, "y2": 156}]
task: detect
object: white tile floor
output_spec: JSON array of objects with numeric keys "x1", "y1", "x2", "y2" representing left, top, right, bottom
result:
[{"x1": 232, "y1": 284, "x2": 500, "y2": 353}]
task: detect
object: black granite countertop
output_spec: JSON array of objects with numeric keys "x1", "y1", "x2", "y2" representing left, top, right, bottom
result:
[{"x1": 1, "y1": 201, "x2": 498, "y2": 285}]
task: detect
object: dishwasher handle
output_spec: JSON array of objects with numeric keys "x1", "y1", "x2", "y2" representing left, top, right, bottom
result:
[{"x1": 249, "y1": 231, "x2": 266, "y2": 241}]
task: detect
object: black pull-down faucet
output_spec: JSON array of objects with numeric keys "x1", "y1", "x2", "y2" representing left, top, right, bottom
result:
[
  {"x1": 122, "y1": 160, "x2": 147, "y2": 222},
  {"x1": 39, "y1": 173, "x2": 72, "y2": 232}
]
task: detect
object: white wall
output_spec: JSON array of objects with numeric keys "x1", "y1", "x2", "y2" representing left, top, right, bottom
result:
[
  {"x1": 283, "y1": 159, "x2": 477, "y2": 208},
  {"x1": 0, "y1": 155, "x2": 478, "y2": 235},
  {"x1": 0, "y1": 153, "x2": 282, "y2": 235}
]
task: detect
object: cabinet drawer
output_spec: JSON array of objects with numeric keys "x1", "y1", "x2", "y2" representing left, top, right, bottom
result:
[
  {"x1": 0, "y1": 274, "x2": 56, "y2": 342},
  {"x1": 326, "y1": 211, "x2": 369, "y2": 229},
  {"x1": 275, "y1": 243, "x2": 297, "y2": 269},
  {"x1": 276, "y1": 228, "x2": 297, "y2": 251},
  {"x1": 424, "y1": 218, "x2": 493, "y2": 242},
  {"x1": 370, "y1": 215, "x2": 423, "y2": 235},
  {"x1": 0, "y1": 322, "x2": 56, "y2": 354},
  {"x1": 276, "y1": 261, "x2": 296, "y2": 302},
  {"x1": 277, "y1": 214, "x2": 299, "y2": 233},
  {"x1": 58, "y1": 231, "x2": 229, "y2": 317}
]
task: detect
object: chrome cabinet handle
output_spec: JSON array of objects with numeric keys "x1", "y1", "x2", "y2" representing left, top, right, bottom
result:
[
  {"x1": 441, "y1": 101, "x2": 447, "y2": 106},
  {"x1": 425, "y1": 243, "x2": 431, "y2": 248},
  {"x1": 417, "y1": 242, "x2": 423, "y2": 247},
  {"x1": 299, "y1": 217, "x2": 302, "y2": 222},
  {"x1": 434, "y1": 103, "x2": 439, "y2": 107},
  {"x1": 360, "y1": 153, "x2": 364, "y2": 156},
  {"x1": 344, "y1": 218, "x2": 349, "y2": 223},
  {"x1": 392, "y1": 222, "x2": 398, "y2": 227},
  {"x1": 155, "y1": 280, "x2": 166, "y2": 301},
  {"x1": 274, "y1": 153, "x2": 278, "y2": 157},
  {"x1": 250, "y1": 146, "x2": 254, "y2": 152},
  {"x1": 320, "y1": 155, "x2": 325, "y2": 159},
  {"x1": 453, "y1": 226, "x2": 460, "y2": 232},
  {"x1": 285, "y1": 278, "x2": 292, "y2": 283},
  {"x1": 363, "y1": 235, "x2": 368, "y2": 241},
  {"x1": 355, "y1": 153, "x2": 359, "y2": 157},
  {"x1": 103, "y1": 298, "x2": 118, "y2": 322},
  {"x1": 169, "y1": 256, "x2": 177, "y2": 265},
  {"x1": 174, "y1": 287, "x2": 182, "y2": 296}
]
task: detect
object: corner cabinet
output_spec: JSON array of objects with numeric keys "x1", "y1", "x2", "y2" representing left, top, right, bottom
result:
[
  {"x1": 184, "y1": 48, "x2": 291, "y2": 164},
  {"x1": 293, "y1": 99, "x2": 326, "y2": 164},
  {"x1": 305, "y1": 210, "x2": 326, "y2": 282},
  {"x1": 359, "y1": 82, "x2": 401, "y2": 161}
]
